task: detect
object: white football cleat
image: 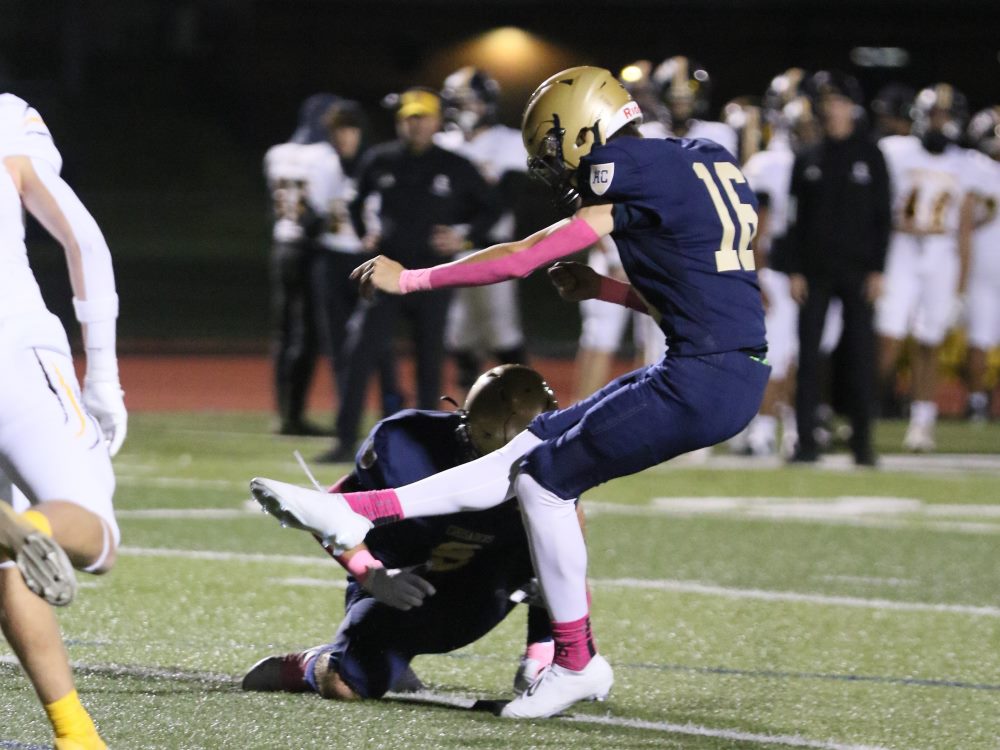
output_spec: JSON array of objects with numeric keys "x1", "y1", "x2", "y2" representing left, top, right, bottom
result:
[
  {"x1": 250, "y1": 477, "x2": 373, "y2": 552},
  {"x1": 501, "y1": 654, "x2": 613, "y2": 719},
  {"x1": 903, "y1": 423, "x2": 935, "y2": 453},
  {"x1": 0, "y1": 503, "x2": 76, "y2": 607},
  {"x1": 513, "y1": 656, "x2": 547, "y2": 696}
]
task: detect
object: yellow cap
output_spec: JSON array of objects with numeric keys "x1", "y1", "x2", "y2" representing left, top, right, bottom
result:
[{"x1": 397, "y1": 89, "x2": 441, "y2": 119}]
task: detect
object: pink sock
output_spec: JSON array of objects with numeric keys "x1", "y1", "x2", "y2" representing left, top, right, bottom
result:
[
  {"x1": 551, "y1": 615, "x2": 596, "y2": 671},
  {"x1": 525, "y1": 640, "x2": 555, "y2": 666},
  {"x1": 341, "y1": 489, "x2": 404, "y2": 524}
]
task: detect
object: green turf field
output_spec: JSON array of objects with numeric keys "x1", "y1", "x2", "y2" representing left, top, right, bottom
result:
[{"x1": 2, "y1": 413, "x2": 998, "y2": 749}]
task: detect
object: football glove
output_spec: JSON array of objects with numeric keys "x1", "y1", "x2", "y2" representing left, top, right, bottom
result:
[
  {"x1": 82, "y1": 378, "x2": 128, "y2": 456},
  {"x1": 361, "y1": 566, "x2": 436, "y2": 611}
]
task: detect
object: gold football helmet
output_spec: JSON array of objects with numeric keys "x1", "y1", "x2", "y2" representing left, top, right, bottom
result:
[
  {"x1": 458, "y1": 365, "x2": 557, "y2": 456},
  {"x1": 521, "y1": 66, "x2": 642, "y2": 209}
]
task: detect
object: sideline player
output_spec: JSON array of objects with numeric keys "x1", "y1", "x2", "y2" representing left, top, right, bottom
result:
[
  {"x1": 876, "y1": 84, "x2": 976, "y2": 451},
  {"x1": 264, "y1": 93, "x2": 339, "y2": 436},
  {"x1": 963, "y1": 106, "x2": 1000, "y2": 420},
  {"x1": 1, "y1": 92, "x2": 123, "y2": 750},
  {"x1": 249, "y1": 67, "x2": 769, "y2": 718},
  {"x1": 242, "y1": 365, "x2": 560, "y2": 700},
  {"x1": 738, "y1": 69, "x2": 842, "y2": 458},
  {"x1": 436, "y1": 68, "x2": 530, "y2": 390}
]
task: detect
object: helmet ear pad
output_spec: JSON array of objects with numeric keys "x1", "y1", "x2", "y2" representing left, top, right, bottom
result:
[{"x1": 461, "y1": 365, "x2": 558, "y2": 456}]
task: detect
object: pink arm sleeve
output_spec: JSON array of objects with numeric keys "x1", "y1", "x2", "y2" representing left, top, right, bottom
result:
[
  {"x1": 398, "y1": 218, "x2": 599, "y2": 292},
  {"x1": 596, "y1": 275, "x2": 649, "y2": 314}
]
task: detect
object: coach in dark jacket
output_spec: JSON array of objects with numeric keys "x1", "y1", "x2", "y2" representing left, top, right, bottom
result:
[
  {"x1": 785, "y1": 71, "x2": 891, "y2": 466},
  {"x1": 320, "y1": 88, "x2": 498, "y2": 461}
]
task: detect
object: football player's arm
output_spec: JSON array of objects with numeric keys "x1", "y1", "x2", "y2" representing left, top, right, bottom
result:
[
  {"x1": 6, "y1": 154, "x2": 127, "y2": 455},
  {"x1": 957, "y1": 191, "x2": 976, "y2": 295},
  {"x1": 784, "y1": 157, "x2": 808, "y2": 305},
  {"x1": 351, "y1": 203, "x2": 613, "y2": 297}
]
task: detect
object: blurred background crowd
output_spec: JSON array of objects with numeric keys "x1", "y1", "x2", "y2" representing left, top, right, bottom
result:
[{"x1": 4, "y1": 0, "x2": 999, "y2": 464}]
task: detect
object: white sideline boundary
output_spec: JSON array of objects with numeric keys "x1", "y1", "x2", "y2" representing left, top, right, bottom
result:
[
  {"x1": 0, "y1": 657, "x2": 893, "y2": 750},
  {"x1": 117, "y1": 546, "x2": 1000, "y2": 617}
]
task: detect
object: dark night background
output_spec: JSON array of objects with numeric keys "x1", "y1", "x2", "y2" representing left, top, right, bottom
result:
[{"x1": 3, "y1": 0, "x2": 999, "y2": 352}]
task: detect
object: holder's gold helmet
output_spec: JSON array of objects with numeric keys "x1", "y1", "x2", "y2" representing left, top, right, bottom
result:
[
  {"x1": 458, "y1": 365, "x2": 557, "y2": 456},
  {"x1": 521, "y1": 66, "x2": 642, "y2": 210}
]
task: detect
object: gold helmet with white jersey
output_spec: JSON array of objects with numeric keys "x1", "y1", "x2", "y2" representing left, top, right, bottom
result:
[{"x1": 521, "y1": 66, "x2": 643, "y2": 210}]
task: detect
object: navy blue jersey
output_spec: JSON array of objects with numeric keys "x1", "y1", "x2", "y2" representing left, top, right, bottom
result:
[
  {"x1": 351, "y1": 409, "x2": 529, "y2": 576},
  {"x1": 578, "y1": 136, "x2": 766, "y2": 356}
]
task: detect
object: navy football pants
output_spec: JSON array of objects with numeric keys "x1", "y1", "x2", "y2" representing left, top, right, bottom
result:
[{"x1": 523, "y1": 351, "x2": 770, "y2": 499}]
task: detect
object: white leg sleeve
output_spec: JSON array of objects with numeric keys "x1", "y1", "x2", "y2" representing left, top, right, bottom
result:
[
  {"x1": 395, "y1": 429, "x2": 542, "y2": 517},
  {"x1": 514, "y1": 472, "x2": 589, "y2": 623}
]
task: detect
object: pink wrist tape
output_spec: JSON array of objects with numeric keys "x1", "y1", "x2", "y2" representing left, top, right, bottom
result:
[
  {"x1": 397, "y1": 218, "x2": 599, "y2": 292},
  {"x1": 336, "y1": 549, "x2": 383, "y2": 582},
  {"x1": 597, "y1": 275, "x2": 648, "y2": 314}
]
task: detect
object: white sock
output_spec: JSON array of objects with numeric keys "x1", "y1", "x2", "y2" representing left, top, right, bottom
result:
[
  {"x1": 514, "y1": 472, "x2": 589, "y2": 623},
  {"x1": 910, "y1": 400, "x2": 938, "y2": 428},
  {"x1": 396, "y1": 430, "x2": 542, "y2": 517},
  {"x1": 748, "y1": 414, "x2": 777, "y2": 450}
]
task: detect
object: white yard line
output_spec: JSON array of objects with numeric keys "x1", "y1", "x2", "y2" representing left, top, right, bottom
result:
[
  {"x1": 583, "y1": 498, "x2": 1000, "y2": 535},
  {"x1": 595, "y1": 578, "x2": 1000, "y2": 617},
  {"x1": 116, "y1": 547, "x2": 1000, "y2": 618},
  {"x1": 0, "y1": 656, "x2": 895, "y2": 750},
  {"x1": 115, "y1": 476, "x2": 247, "y2": 490}
]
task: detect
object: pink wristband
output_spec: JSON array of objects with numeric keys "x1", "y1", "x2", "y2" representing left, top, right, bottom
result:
[
  {"x1": 597, "y1": 275, "x2": 648, "y2": 313},
  {"x1": 398, "y1": 268, "x2": 433, "y2": 294},
  {"x1": 336, "y1": 549, "x2": 383, "y2": 582}
]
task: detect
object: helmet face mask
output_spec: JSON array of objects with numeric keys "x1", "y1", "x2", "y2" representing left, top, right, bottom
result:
[
  {"x1": 526, "y1": 117, "x2": 580, "y2": 212},
  {"x1": 968, "y1": 106, "x2": 1000, "y2": 159},
  {"x1": 911, "y1": 84, "x2": 968, "y2": 153},
  {"x1": 521, "y1": 66, "x2": 642, "y2": 211},
  {"x1": 442, "y1": 67, "x2": 500, "y2": 135}
]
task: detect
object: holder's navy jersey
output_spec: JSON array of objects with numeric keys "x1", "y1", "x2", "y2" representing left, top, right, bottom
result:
[
  {"x1": 578, "y1": 136, "x2": 766, "y2": 356},
  {"x1": 351, "y1": 409, "x2": 529, "y2": 576}
]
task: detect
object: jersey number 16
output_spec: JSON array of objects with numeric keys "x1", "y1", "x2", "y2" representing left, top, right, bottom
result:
[{"x1": 692, "y1": 162, "x2": 758, "y2": 272}]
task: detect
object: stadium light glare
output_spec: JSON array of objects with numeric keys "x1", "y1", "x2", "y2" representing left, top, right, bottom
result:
[{"x1": 850, "y1": 47, "x2": 910, "y2": 68}]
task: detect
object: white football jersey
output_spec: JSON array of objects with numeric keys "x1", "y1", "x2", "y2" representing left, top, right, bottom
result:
[
  {"x1": 742, "y1": 142, "x2": 794, "y2": 255},
  {"x1": 0, "y1": 93, "x2": 62, "y2": 171},
  {"x1": 435, "y1": 124, "x2": 526, "y2": 184},
  {"x1": 263, "y1": 140, "x2": 341, "y2": 244},
  {"x1": 0, "y1": 169, "x2": 51, "y2": 322},
  {"x1": 968, "y1": 152, "x2": 1000, "y2": 277},
  {"x1": 684, "y1": 120, "x2": 739, "y2": 160},
  {"x1": 879, "y1": 135, "x2": 976, "y2": 236},
  {"x1": 436, "y1": 124, "x2": 526, "y2": 244}
]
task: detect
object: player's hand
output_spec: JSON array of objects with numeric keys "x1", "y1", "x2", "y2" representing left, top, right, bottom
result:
[
  {"x1": 548, "y1": 261, "x2": 601, "y2": 302},
  {"x1": 351, "y1": 255, "x2": 405, "y2": 299},
  {"x1": 864, "y1": 272, "x2": 883, "y2": 305},
  {"x1": 361, "y1": 566, "x2": 436, "y2": 610},
  {"x1": 789, "y1": 273, "x2": 808, "y2": 306},
  {"x1": 82, "y1": 379, "x2": 128, "y2": 456}
]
